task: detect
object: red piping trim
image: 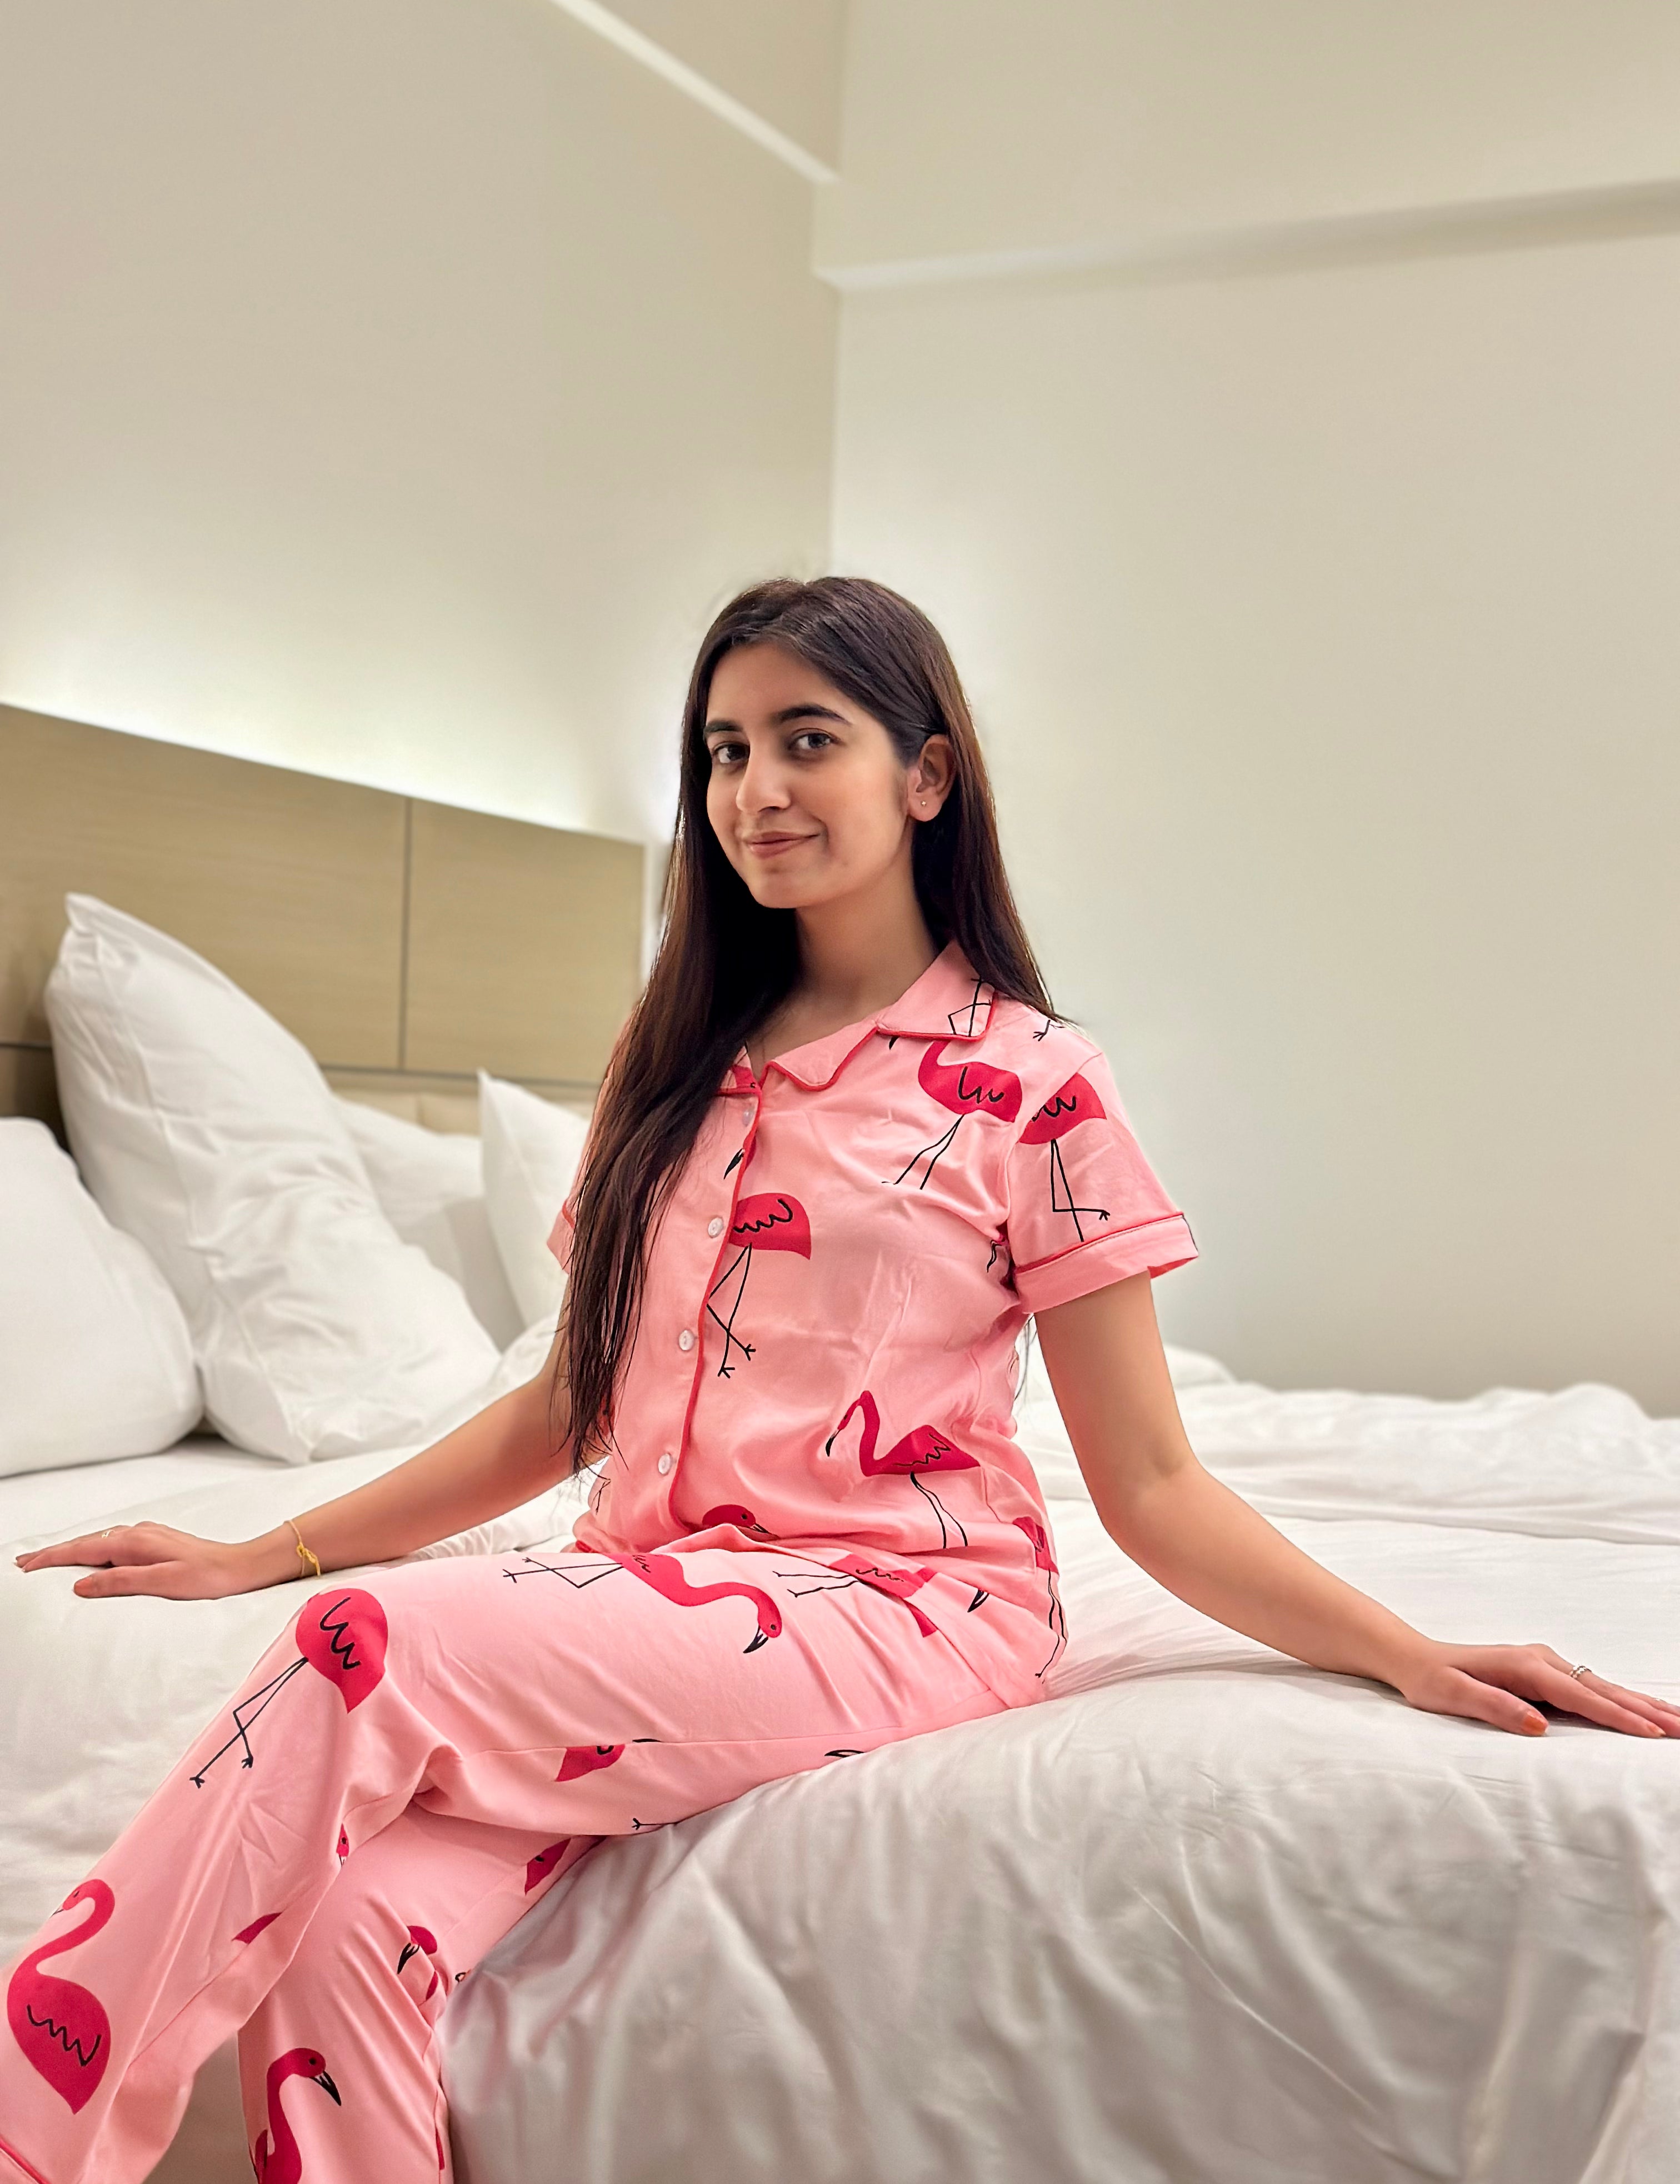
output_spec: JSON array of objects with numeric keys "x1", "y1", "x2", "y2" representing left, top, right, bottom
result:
[
  {"x1": 1011, "y1": 1210, "x2": 1192, "y2": 1276},
  {"x1": 0, "y1": 2133, "x2": 54, "y2": 2184}
]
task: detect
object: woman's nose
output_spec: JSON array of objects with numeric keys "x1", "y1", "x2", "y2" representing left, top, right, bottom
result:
[{"x1": 737, "y1": 748, "x2": 791, "y2": 812}]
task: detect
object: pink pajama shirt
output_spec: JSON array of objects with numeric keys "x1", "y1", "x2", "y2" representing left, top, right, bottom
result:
[{"x1": 0, "y1": 942, "x2": 1196, "y2": 2184}]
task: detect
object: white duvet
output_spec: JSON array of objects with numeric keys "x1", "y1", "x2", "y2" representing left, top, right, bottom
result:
[{"x1": 4, "y1": 1377, "x2": 1678, "y2": 2183}]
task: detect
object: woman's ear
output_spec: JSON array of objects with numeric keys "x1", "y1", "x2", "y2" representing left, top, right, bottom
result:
[{"x1": 910, "y1": 732, "x2": 956, "y2": 819}]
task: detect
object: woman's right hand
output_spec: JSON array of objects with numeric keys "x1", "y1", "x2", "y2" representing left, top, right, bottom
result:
[{"x1": 12, "y1": 1522, "x2": 292, "y2": 1600}]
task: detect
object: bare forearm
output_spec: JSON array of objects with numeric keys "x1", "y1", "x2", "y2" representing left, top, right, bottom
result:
[
  {"x1": 241, "y1": 1374, "x2": 572, "y2": 1587},
  {"x1": 1106, "y1": 1456, "x2": 1430, "y2": 1688}
]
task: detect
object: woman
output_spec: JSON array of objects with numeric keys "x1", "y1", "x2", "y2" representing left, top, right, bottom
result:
[{"x1": 6, "y1": 576, "x2": 1675, "y2": 2184}]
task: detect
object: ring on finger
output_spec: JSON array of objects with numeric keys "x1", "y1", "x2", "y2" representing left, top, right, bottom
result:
[{"x1": 1568, "y1": 1662, "x2": 1592, "y2": 1681}]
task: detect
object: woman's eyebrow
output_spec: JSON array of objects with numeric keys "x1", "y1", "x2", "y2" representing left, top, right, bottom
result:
[{"x1": 704, "y1": 703, "x2": 848, "y2": 733}]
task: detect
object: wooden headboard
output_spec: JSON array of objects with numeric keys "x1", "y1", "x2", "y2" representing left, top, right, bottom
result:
[{"x1": 0, "y1": 703, "x2": 647, "y2": 1135}]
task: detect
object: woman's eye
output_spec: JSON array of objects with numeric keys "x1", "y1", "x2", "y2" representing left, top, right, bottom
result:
[{"x1": 705, "y1": 729, "x2": 833, "y2": 766}]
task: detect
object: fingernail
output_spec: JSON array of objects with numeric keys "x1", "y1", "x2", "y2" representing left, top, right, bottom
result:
[{"x1": 1524, "y1": 1714, "x2": 1547, "y2": 1734}]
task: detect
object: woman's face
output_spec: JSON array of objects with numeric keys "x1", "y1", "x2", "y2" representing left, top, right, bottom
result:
[{"x1": 702, "y1": 642, "x2": 952, "y2": 913}]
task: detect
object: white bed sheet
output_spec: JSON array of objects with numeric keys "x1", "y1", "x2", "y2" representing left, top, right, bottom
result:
[
  {"x1": 3, "y1": 1383, "x2": 1677, "y2": 2183},
  {"x1": 440, "y1": 1380, "x2": 1680, "y2": 2184},
  {"x1": 0, "y1": 1435, "x2": 279, "y2": 1543}
]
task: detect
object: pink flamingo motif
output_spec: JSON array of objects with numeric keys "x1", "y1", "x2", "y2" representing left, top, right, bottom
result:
[
  {"x1": 826, "y1": 1392, "x2": 981, "y2": 1549},
  {"x1": 501, "y1": 1552, "x2": 624, "y2": 1591},
  {"x1": 611, "y1": 1551, "x2": 782, "y2": 1651},
  {"x1": 251, "y1": 2045, "x2": 341, "y2": 2182},
  {"x1": 1012, "y1": 1515, "x2": 1067, "y2": 1676},
  {"x1": 192, "y1": 1590, "x2": 388, "y2": 1786},
  {"x1": 556, "y1": 1742, "x2": 626, "y2": 1781},
  {"x1": 1020, "y1": 1073, "x2": 1111, "y2": 1240},
  {"x1": 397, "y1": 1926, "x2": 441, "y2": 2003},
  {"x1": 499, "y1": 1548, "x2": 781, "y2": 1652},
  {"x1": 236, "y1": 1911, "x2": 282, "y2": 1945},
  {"x1": 706, "y1": 1193, "x2": 810, "y2": 1374},
  {"x1": 894, "y1": 1043, "x2": 1022, "y2": 1189},
  {"x1": 774, "y1": 1552, "x2": 942, "y2": 1636},
  {"x1": 7, "y1": 1881, "x2": 114, "y2": 2112},
  {"x1": 699, "y1": 1503, "x2": 777, "y2": 1539},
  {"x1": 526, "y1": 1841, "x2": 570, "y2": 1893}
]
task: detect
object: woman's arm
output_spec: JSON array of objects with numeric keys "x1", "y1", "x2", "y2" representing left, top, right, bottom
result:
[
  {"x1": 14, "y1": 1324, "x2": 577, "y2": 1602},
  {"x1": 1034, "y1": 1275, "x2": 1680, "y2": 1740}
]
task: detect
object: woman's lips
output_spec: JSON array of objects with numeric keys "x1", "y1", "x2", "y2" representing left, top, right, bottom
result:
[{"x1": 742, "y1": 832, "x2": 818, "y2": 859}]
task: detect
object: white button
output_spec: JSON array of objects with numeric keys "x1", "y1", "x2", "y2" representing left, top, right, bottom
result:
[
  {"x1": 657, "y1": 1452, "x2": 673, "y2": 1476},
  {"x1": 707, "y1": 1216, "x2": 724, "y2": 1238},
  {"x1": 678, "y1": 1328, "x2": 695, "y2": 1352}
]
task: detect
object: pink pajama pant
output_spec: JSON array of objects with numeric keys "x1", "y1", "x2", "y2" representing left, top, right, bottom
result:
[{"x1": 0, "y1": 1542, "x2": 1022, "y2": 2184}]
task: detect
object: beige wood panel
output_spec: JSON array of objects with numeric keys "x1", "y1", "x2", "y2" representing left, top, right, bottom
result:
[
  {"x1": 329, "y1": 1079, "x2": 596, "y2": 1132},
  {"x1": 0, "y1": 704, "x2": 407, "y2": 1066},
  {"x1": 324, "y1": 1072, "x2": 596, "y2": 1131},
  {"x1": 403, "y1": 800, "x2": 644, "y2": 1082}
]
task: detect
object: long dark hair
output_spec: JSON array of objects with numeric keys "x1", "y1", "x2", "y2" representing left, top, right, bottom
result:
[{"x1": 557, "y1": 575, "x2": 1053, "y2": 1465}]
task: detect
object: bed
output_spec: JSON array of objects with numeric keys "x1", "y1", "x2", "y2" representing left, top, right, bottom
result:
[{"x1": 3, "y1": 707, "x2": 1677, "y2": 2183}]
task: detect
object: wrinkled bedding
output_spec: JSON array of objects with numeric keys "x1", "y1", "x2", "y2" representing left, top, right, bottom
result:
[
  {"x1": 3, "y1": 1379, "x2": 1677, "y2": 2182},
  {"x1": 443, "y1": 1379, "x2": 1680, "y2": 2184}
]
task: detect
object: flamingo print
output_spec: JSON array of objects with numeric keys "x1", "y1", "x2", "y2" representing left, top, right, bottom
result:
[
  {"x1": 893, "y1": 1043, "x2": 1022, "y2": 1190},
  {"x1": 556, "y1": 1742, "x2": 627, "y2": 1782},
  {"x1": 706, "y1": 1193, "x2": 810, "y2": 1374},
  {"x1": 1012, "y1": 1515, "x2": 1067, "y2": 1676},
  {"x1": 699, "y1": 1503, "x2": 777, "y2": 1539},
  {"x1": 1021, "y1": 1073, "x2": 1110, "y2": 1240},
  {"x1": 251, "y1": 2045, "x2": 341, "y2": 2182},
  {"x1": 525, "y1": 1841, "x2": 570, "y2": 1893},
  {"x1": 499, "y1": 1550, "x2": 782, "y2": 1652},
  {"x1": 236, "y1": 1911, "x2": 282, "y2": 1945},
  {"x1": 612, "y1": 1551, "x2": 783, "y2": 1651},
  {"x1": 397, "y1": 1926, "x2": 441, "y2": 2003},
  {"x1": 555, "y1": 1736, "x2": 658, "y2": 1784},
  {"x1": 774, "y1": 1552, "x2": 942, "y2": 1636},
  {"x1": 501, "y1": 1552, "x2": 622, "y2": 1590},
  {"x1": 7, "y1": 1880, "x2": 113, "y2": 2112},
  {"x1": 192, "y1": 1590, "x2": 388, "y2": 1786},
  {"x1": 826, "y1": 1392, "x2": 981, "y2": 1549}
]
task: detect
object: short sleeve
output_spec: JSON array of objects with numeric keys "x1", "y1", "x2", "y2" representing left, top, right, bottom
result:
[
  {"x1": 1003, "y1": 1046, "x2": 1197, "y2": 1314},
  {"x1": 546, "y1": 1191, "x2": 576, "y2": 1277}
]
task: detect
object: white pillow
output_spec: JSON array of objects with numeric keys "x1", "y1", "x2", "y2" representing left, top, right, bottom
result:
[
  {"x1": 0, "y1": 1119, "x2": 202, "y2": 1475},
  {"x1": 336, "y1": 1098, "x2": 524, "y2": 1350},
  {"x1": 45, "y1": 896, "x2": 501, "y2": 1463},
  {"x1": 478, "y1": 1071, "x2": 591, "y2": 1325}
]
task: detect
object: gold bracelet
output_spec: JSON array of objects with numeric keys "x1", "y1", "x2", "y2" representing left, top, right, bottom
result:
[{"x1": 284, "y1": 1517, "x2": 322, "y2": 1581}]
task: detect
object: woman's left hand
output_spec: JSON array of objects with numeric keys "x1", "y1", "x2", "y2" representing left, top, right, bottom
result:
[{"x1": 1394, "y1": 1641, "x2": 1680, "y2": 1738}]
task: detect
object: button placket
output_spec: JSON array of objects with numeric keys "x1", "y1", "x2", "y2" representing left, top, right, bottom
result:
[{"x1": 660, "y1": 1089, "x2": 762, "y2": 1525}]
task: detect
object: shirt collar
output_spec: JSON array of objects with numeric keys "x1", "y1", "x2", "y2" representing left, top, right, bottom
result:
[{"x1": 722, "y1": 941, "x2": 996, "y2": 1095}]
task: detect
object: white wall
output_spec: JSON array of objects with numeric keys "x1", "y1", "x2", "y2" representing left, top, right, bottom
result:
[
  {"x1": 829, "y1": 6, "x2": 1680, "y2": 1412},
  {"x1": 819, "y1": 0, "x2": 1680, "y2": 277},
  {"x1": 604, "y1": 0, "x2": 844, "y2": 169},
  {"x1": 0, "y1": 0, "x2": 836, "y2": 854},
  {"x1": 7, "y1": 0, "x2": 1677, "y2": 1409}
]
